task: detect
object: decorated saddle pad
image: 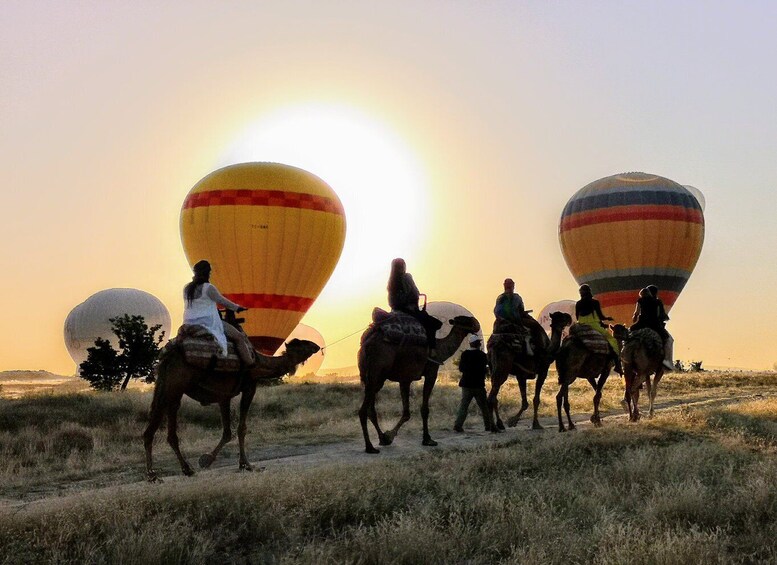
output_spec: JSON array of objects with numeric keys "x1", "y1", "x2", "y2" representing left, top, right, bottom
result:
[
  {"x1": 568, "y1": 324, "x2": 610, "y2": 356},
  {"x1": 487, "y1": 332, "x2": 526, "y2": 353},
  {"x1": 175, "y1": 324, "x2": 243, "y2": 372},
  {"x1": 625, "y1": 328, "x2": 664, "y2": 358},
  {"x1": 362, "y1": 308, "x2": 428, "y2": 347}
]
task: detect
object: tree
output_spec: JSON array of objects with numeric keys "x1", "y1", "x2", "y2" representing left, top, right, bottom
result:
[{"x1": 79, "y1": 315, "x2": 165, "y2": 391}]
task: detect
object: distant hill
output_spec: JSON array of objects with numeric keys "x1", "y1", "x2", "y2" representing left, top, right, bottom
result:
[{"x1": 0, "y1": 370, "x2": 74, "y2": 382}]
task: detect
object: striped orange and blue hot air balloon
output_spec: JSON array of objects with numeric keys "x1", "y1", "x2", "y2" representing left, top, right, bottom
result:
[
  {"x1": 558, "y1": 172, "x2": 704, "y2": 325},
  {"x1": 180, "y1": 162, "x2": 346, "y2": 354}
]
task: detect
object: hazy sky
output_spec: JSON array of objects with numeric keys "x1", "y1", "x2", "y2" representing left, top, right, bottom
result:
[{"x1": 2, "y1": 1, "x2": 776, "y2": 374}]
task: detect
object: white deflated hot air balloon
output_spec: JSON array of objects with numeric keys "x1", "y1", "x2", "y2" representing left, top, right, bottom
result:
[
  {"x1": 538, "y1": 300, "x2": 577, "y2": 339},
  {"x1": 64, "y1": 288, "x2": 171, "y2": 372},
  {"x1": 426, "y1": 301, "x2": 484, "y2": 373}
]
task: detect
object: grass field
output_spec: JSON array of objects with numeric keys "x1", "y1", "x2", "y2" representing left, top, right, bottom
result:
[{"x1": 1, "y1": 370, "x2": 776, "y2": 563}]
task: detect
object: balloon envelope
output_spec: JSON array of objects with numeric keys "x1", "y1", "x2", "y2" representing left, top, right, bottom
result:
[
  {"x1": 426, "y1": 301, "x2": 484, "y2": 372},
  {"x1": 277, "y1": 323, "x2": 326, "y2": 376},
  {"x1": 180, "y1": 162, "x2": 346, "y2": 354},
  {"x1": 559, "y1": 172, "x2": 704, "y2": 325},
  {"x1": 538, "y1": 300, "x2": 576, "y2": 339},
  {"x1": 64, "y1": 288, "x2": 171, "y2": 371}
]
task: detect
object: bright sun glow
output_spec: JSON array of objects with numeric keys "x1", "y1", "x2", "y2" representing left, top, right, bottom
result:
[{"x1": 218, "y1": 104, "x2": 429, "y2": 303}]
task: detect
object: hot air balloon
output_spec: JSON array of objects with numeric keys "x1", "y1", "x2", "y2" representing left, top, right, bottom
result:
[
  {"x1": 278, "y1": 323, "x2": 326, "y2": 376},
  {"x1": 426, "y1": 301, "x2": 484, "y2": 372},
  {"x1": 558, "y1": 172, "x2": 704, "y2": 326},
  {"x1": 64, "y1": 288, "x2": 171, "y2": 371},
  {"x1": 538, "y1": 300, "x2": 576, "y2": 339},
  {"x1": 180, "y1": 162, "x2": 346, "y2": 354}
]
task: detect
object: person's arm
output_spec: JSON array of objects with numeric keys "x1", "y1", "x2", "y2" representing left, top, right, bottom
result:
[
  {"x1": 594, "y1": 300, "x2": 612, "y2": 322},
  {"x1": 632, "y1": 302, "x2": 641, "y2": 323},
  {"x1": 206, "y1": 284, "x2": 244, "y2": 312},
  {"x1": 575, "y1": 300, "x2": 581, "y2": 321}
]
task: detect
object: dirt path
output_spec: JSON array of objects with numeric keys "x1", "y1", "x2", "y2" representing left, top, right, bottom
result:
[{"x1": 0, "y1": 391, "x2": 770, "y2": 511}]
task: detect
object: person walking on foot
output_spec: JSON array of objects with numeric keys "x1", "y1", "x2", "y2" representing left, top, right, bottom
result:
[{"x1": 453, "y1": 335, "x2": 492, "y2": 433}]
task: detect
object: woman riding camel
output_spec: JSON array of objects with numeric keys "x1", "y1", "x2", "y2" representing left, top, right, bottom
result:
[
  {"x1": 632, "y1": 285, "x2": 674, "y2": 371},
  {"x1": 183, "y1": 260, "x2": 255, "y2": 366},
  {"x1": 387, "y1": 258, "x2": 441, "y2": 357},
  {"x1": 575, "y1": 284, "x2": 621, "y2": 373}
]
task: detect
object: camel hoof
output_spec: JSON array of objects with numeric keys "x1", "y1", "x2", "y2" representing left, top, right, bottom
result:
[
  {"x1": 568, "y1": 423, "x2": 577, "y2": 431},
  {"x1": 181, "y1": 464, "x2": 195, "y2": 477},
  {"x1": 422, "y1": 437, "x2": 438, "y2": 447},
  {"x1": 198, "y1": 453, "x2": 216, "y2": 469},
  {"x1": 366, "y1": 446, "x2": 380, "y2": 454},
  {"x1": 147, "y1": 470, "x2": 163, "y2": 483},
  {"x1": 379, "y1": 433, "x2": 393, "y2": 446},
  {"x1": 496, "y1": 420, "x2": 506, "y2": 431},
  {"x1": 239, "y1": 461, "x2": 254, "y2": 472},
  {"x1": 559, "y1": 427, "x2": 566, "y2": 433},
  {"x1": 531, "y1": 421, "x2": 544, "y2": 431}
]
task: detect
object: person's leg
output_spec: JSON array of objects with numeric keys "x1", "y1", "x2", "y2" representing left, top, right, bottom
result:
[
  {"x1": 474, "y1": 387, "x2": 491, "y2": 430},
  {"x1": 454, "y1": 388, "x2": 475, "y2": 431},
  {"x1": 223, "y1": 322, "x2": 256, "y2": 366}
]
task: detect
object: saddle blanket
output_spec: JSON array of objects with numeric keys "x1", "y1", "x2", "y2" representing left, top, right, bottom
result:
[
  {"x1": 362, "y1": 308, "x2": 428, "y2": 347},
  {"x1": 568, "y1": 324, "x2": 610, "y2": 356},
  {"x1": 174, "y1": 324, "x2": 243, "y2": 372},
  {"x1": 487, "y1": 332, "x2": 526, "y2": 353}
]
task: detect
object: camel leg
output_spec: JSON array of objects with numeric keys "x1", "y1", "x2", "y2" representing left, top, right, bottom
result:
[
  {"x1": 591, "y1": 371, "x2": 609, "y2": 427},
  {"x1": 530, "y1": 369, "x2": 548, "y2": 430},
  {"x1": 143, "y1": 392, "x2": 165, "y2": 483},
  {"x1": 630, "y1": 379, "x2": 642, "y2": 422},
  {"x1": 648, "y1": 369, "x2": 664, "y2": 418},
  {"x1": 166, "y1": 398, "x2": 194, "y2": 477},
  {"x1": 359, "y1": 387, "x2": 381, "y2": 454},
  {"x1": 556, "y1": 384, "x2": 568, "y2": 432},
  {"x1": 383, "y1": 381, "x2": 411, "y2": 445},
  {"x1": 237, "y1": 387, "x2": 257, "y2": 470},
  {"x1": 421, "y1": 372, "x2": 438, "y2": 446},
  {"x1": 488, "y1": 378, "x2": 505, "y2": 433},
  {"x1": 199, "y1": 401, "x2": 232, "y2": 469},
  {"x1": 506, "y1": 378, "x2": 530, "y2": 428}
]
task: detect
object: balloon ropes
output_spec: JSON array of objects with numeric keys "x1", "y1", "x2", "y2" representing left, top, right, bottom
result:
[
  {"x1": 558, "y1": 172, "x2": 704, "y2": 325},
  {"x1": 180, "y1": 162, "x2": 346, "y2": 354}
]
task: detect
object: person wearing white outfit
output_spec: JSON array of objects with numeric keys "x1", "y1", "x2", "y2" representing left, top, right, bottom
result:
[{"x1": 183, "y1": 260, "x2": 254, "y2": 366}]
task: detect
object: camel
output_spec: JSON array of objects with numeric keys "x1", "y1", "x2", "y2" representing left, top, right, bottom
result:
[
  {"x1": 358, "y1": 314, "x2": 481, "y2": 454},
  {"x1": 143, "y1": 338, "x2": 320, "y2": 481},
  {"x1": 487, "y1": 311, "x2": 572, "y2": 430},
  {"x1": 620, "y1": 328, "x2": 665, "y2": 421},
  {"x1": 554, "y1": 323, "x2": 629, "y2": 432}
]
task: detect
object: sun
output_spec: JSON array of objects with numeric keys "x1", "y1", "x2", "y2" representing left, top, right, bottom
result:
[{"x1": 218, "y1": 103, "x2": 429, "y2": 302}]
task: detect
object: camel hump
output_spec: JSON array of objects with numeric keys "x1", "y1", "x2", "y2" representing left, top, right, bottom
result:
[
  {"x1": 363, "y1": 309, "x2": 427, "y2": 347},
  {"x1": 568, "y1": 324, "x2": 610, "y2": 356}
]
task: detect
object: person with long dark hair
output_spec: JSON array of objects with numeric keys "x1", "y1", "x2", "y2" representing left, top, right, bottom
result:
[
  {"x1": 387, "y1": 258, "x2": 441, "y2": 357},
  {"x1": 183, "y1": 260, "x2": 254, "y2": 365}
]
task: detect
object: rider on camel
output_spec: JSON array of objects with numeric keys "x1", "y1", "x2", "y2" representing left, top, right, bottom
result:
[
  {"x1": 631, "y1": 286, "x2": 674, "y2": 371},
  {"x1": 493, "y1": 278, "x2": 544, "y2": 355},
  {"x1": 575, "y1": 284, "x2": 621, "y2": 374},
  {"x1": 387, "y1": 258, "x2": 442, "y2": 359}
]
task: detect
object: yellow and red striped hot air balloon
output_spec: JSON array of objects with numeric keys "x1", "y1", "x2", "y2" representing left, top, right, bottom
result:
[
  {"x1": 558, "y1": 172, "x2": 704, "y2": 325},
  {"x1": 180, "y1": 162, "x2": 346, "y2": 354}
]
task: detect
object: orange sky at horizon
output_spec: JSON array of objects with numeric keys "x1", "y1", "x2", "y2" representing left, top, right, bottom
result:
[{"x1": 2, "y1": 2, "x2": 776, "y2": 375}]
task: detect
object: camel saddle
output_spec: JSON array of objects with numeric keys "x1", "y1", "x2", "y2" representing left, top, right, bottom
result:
[
  {"x1": 567, "y1": 323, "x2": 611, "y2": 356},
  {"x1": 173, "y1": 324, "x2": 243, "y2": 372},
  {"x1": 362, "y1": 308, "x2": 428, "y2": 347},
  {"x1": 487, "y1": 319, "x2": 529, "y2": 353}
]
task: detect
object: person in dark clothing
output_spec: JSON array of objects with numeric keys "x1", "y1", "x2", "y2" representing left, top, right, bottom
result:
[
  {"x1": 631, "y1": 286, "x2": 674, "y2": 371},
  {"x1": 386, "y1": 258, "x2": 441, "y2": 358},
  {"x1": 453, "y1": 335, "x2": 492, "y2": 432},
  {"x1": 493, "y1": 278, "x2": 545, "y2": 355}
]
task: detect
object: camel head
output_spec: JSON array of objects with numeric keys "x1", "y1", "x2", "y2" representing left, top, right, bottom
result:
[
  {"x1": 549, "y1": 311, "x2": 573, "y2": 332},
  {"x1": 283, "y1": 338, "x2": 321, "y2": 365},
  {"x1": 448, "y1": 315, "x2": 481, "y2": 335},
  {"x1": 609, "y1": 324, "x2": 629, "y2": 342}
]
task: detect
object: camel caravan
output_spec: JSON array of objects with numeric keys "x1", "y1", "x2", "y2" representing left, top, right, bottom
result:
[{"x1": 145, "y1": 259, "x2": 675, "y2": 479}]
